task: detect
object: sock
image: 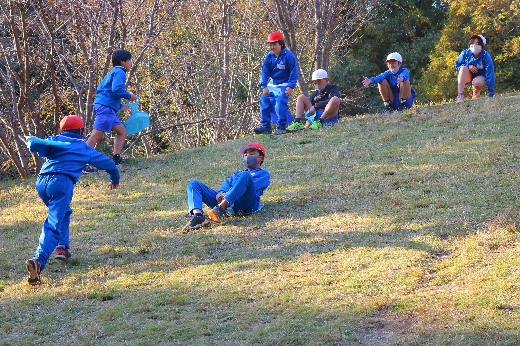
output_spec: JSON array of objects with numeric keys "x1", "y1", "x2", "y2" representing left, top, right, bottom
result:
[
  {"x1": 400, "y1": 99, "x2": 406, "y2": 104},
  {"x1": 194, "y1": 212, "x2": 203, "y2": 217},
  {"x1": 294, "y1": 118, "x2": 302, "y2": 123},
  {"x1": 113, "y1": 154, "x2": 121, "y2": 160},
  {"x1": 383, "y1": 101, "x2": 390, "y2": 106}
]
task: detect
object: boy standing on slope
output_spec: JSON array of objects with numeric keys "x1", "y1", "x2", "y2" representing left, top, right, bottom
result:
[
  {"x1": 184, "y1": 142, "x2": 270, "y2": 231},
  {"x1": 26, "y1": 115, "x2": 120, "y2": 285},
  {"x1": 254, "y1": 31, "x2": 299, "y2": 134},
  {"x1": 85, "y1": 49, "x2": 137, "y2": 167}
]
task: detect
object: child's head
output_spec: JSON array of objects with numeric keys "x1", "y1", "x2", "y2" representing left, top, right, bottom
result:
[
  {"x1": 469, "y1": 34, "x2": 486, "y2": 50},
  {"x1": 267, "y1": 31, "x2": 285, "y2": 52},
  {"x1": 385, "y1": 52, "x2": 402, "y2": 73},
  {"x1": 60, "y1": 115, "x2": 85, "y2": 136},
  {"x1": 239, "y1": 142, "x2": 266, "y2": 167},
  {"x1": 112, "y1": 49, "x2": 132, "y2": 67},
  {"x1": 312, "y1": 69, "x2": 329, "y2": 91}
]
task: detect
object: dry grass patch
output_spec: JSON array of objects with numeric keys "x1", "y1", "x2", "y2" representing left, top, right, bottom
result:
[{"x1": 2, "y1": 94, "x2": 520, "y2": 345}]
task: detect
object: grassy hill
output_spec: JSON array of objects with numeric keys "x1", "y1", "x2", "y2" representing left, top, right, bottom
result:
[{"x1": 1, "y1": 94, "x2": 520, "y2": 345}]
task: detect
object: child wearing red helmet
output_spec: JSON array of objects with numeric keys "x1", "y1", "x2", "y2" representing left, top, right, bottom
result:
[
  {"x1": 254, "y1": 31, "x2": 299, "y2": 134},
  {"x1": 184, "y1": 142, "x2": 270, "y2": 231},
  {"x1": 25, "y1": 115, "x2": 120, "y2": 285}
]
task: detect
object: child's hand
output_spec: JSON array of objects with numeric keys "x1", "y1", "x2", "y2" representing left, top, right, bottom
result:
[
  {"x1": 362, "y1": 76, "x2": 372, "y2": 87},
  {"x1": 129, "y1": 93, "x2": 137, "y2": 102},
  {"x1": 216, "y1": 192, "x2": 226, "y2": 202},
  {"x1": 109, "y1": 183, "x2": 120, "y2": 190}
]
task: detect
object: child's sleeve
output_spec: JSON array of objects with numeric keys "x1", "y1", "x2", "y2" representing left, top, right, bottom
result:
[
  {"x1": 111, "y1": 69, "x2": 132, "y2": 100},
  {"x1": 88, "y1": 150, "x2": 120, "y2": 185},
  {"x1": 370, "y1": 71, "x2": 389, "y2": 85},
  {"x1": 455, "y1": 50, "x2": 466, "y2": 70},
  {"x1": 252, "y1": 169, "x2": 270, "y2": 197},
  {"x1": 400, "y1": 68, "x2": 411, "y2": 82},
  {"x1": 217, "y1": 172, "x2": 236, "y2": 193}
]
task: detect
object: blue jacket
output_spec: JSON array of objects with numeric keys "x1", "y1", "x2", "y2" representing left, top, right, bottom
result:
[
  {"x1": 30, "y1": 132, "x2": 120, "y2": 184},
  {"x1": 259, "y1": 48, "x2": 298, "y2": 89},
  {"x1": 370, "y1": 66, "x2": 416, "y2": 95},
  {"x1": 455, "y1": 49, "x2": 495, "y2": 97},
  {"x1": 94, "y1": 66, "x2": 132, "y2": 111},
  {"x1": 218, "y1": 167, "x2": 270, "y2": 205}
]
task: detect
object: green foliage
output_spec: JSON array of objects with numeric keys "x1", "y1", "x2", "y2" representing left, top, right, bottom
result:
[
  {"x1": 414, "y1": 49, "x2": 460, "y2": 103},
  {"x1": 334, "y1": 0, "x2": 448, "y2": 112},
  {"x1": 416, "y1": 0, "x2": 520, "y2": 103}
]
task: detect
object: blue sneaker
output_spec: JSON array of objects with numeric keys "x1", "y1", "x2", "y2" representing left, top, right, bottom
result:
[{"x1": 253, "y1": 126, "x2": 271, "y2": 134}]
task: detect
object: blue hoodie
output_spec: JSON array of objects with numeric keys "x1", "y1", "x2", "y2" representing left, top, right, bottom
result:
[
  {"x1": 30, "y1": 132, "x2": 120, "y2": 184},
  {"x1": 217, "y1": 168, "x2": 270, "y2": 206},
  {"x1": 369, "y1": 66, "x2": 416, "y2": 95},
  {"x1": 259, "y1": 48, "x2": 299, "y2": 89},
  {"x1": 455, "y1": 49, "x2": 495, "y2": 97},
  {"x1": 94, "y1": 66, "x2": 132, "y2": 111}
]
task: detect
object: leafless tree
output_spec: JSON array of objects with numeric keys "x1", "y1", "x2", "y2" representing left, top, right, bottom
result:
[{"x1": 260, "y1": 0, "x2": 377, "y2": 94}]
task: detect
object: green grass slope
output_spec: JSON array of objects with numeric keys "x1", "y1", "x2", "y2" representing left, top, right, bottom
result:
[{"x1": 1, "y1": 94, "x2": 520, "y2": 345}]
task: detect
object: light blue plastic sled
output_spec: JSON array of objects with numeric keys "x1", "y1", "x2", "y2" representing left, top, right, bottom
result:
[{"x1": 124, "y1": 97, "x2": 150, "y2": 135}]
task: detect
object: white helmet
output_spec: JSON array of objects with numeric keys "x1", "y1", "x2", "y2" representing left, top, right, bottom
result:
[
  {"x1": 311, "y1": 69, "x2": 328, "y2": 80},
  {"x1": 385, "y1": 52, "x2": 402, "y2": 63}
]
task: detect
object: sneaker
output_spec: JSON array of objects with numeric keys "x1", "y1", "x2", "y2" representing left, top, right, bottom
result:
[
  {"x1": 207, "y1": 205, "x2": 227, "y2": 223},
  {"x1": 274, "y1": 129, "x2": 286, "y2": 135},
  {"x1": 309, "y1": 119, "x2": 321, "y2": 130},
  {"x1": 381, "y1": 105, "x2": 394, "y2": 113},
  {"x1": 253, "y1": 126, "x2": 272, "y2": 135},
  {"x1": 287, "y1": 121, "x2": 305, "y2": 132},
  {"x1": 183, "y1": 214, "x2": 210, "y2": 232},
  {"x1": 26, "y1": 258, "x2": 41, "y2": 285},
  {"x1": 54, "y1": 247, "x2": 72, "y2": 260},
  {"x1": 113, "y1": 154, "x2": 125, "y2": 165},
  {"x1": 397, "y1": 102, "x2": 409, "y2": 111},
  {"x1": 82, "y1": 164, "x2": 98, "y2": 174},
  {"x1": 456, "y1": 93, "x2": 464, "y2": 103}
]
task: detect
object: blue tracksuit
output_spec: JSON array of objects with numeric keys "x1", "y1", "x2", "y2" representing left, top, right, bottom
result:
[
  {"x1": 187, "y1": 167, "x2": 270, "y2": 215},
  {"x1": 370, "y1": 66, "x2": 416, "y2": 109},
  {"x1": 94, "y1": 66, "x2": 132, "y2": 112},
  {"x1": 29, "y1": 132, "x2": 120, "y2": 270},
  {"x1": 259, "y1": 48, "x2": 299, "y2": 131},
  {"x1": 455, "y1": 49, "x2": 495, "y2": 97}
]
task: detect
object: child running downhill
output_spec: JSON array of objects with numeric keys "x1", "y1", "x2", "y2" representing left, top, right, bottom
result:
[{"x1": 26, "y1": 115, "x2": 120, "y2": 285}]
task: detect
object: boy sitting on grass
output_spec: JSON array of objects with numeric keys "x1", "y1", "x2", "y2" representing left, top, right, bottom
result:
[{"x1": 184, "y1": 142, "x2": 270, "y2": 231}]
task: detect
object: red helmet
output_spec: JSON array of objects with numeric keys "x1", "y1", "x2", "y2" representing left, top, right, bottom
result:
[
  {"x1": 267, "y1": 31, "x2": 283, "y2": 42},
  {"x1": 239, "y1": 142, "x2": 266, "y2": 157},
  {"x1": 60, "y1": 115, "x2": 85, "y2": 130}
]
